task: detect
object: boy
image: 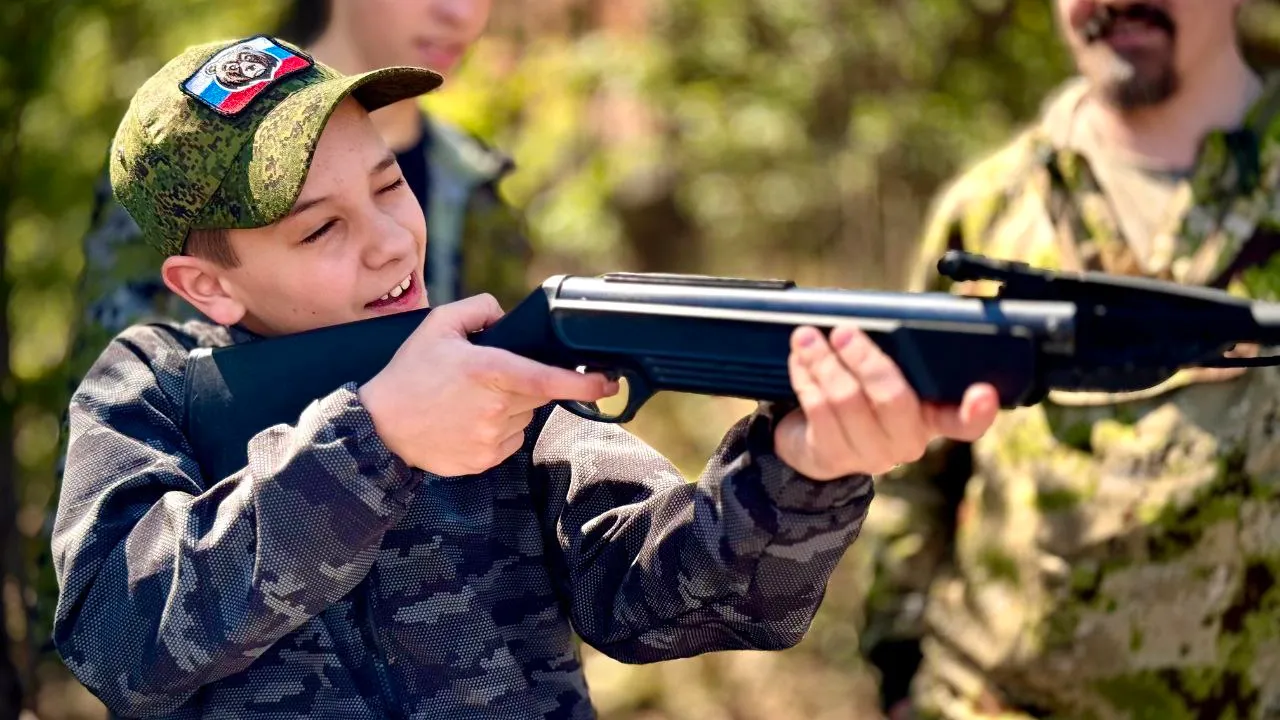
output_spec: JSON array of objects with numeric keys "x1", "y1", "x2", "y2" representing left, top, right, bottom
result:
[{"x1": 52, "y1": 37, "x2": 998, "y2": 719}]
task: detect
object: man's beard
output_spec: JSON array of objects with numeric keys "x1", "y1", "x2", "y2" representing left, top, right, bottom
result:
[{"x1": 1077, "y1": 3, "x2": 1179, "y2": 110}]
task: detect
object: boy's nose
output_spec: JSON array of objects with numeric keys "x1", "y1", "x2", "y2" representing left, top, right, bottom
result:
[{"x1": 362, "y1": 218, "x2": 419, "y2": 269}]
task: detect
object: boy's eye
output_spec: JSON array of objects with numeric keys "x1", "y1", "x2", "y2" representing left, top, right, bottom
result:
[
  {"x1": 301, "y1": 220, "x2": 336, "y2": 245},
  {"x1": 378, "y1": 177, "x2": 406, "y2": 195}
]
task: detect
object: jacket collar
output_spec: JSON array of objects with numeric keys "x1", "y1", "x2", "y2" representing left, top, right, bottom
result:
[{"x1": 421, "y1": 113, "x2": 515, "y2": 188}]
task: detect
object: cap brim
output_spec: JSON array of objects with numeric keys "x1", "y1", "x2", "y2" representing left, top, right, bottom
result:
[{"x1": 204, "y1": 66, "x2": 443, "y2": 230}]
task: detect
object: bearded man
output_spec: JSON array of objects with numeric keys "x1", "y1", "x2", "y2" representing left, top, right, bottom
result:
[{"x1": 857, "y1": 1, "x2": 1280, "y2": 718}]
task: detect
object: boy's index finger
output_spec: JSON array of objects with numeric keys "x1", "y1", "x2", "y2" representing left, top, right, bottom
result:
[
  {"x1": 535, "y1": 368, "x2": 619, "y2": 403},
  {"x1": 485, "y1": 351, "x2": 616, "y2": 402}
]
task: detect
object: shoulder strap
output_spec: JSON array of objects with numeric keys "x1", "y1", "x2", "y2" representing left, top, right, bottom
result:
[
  {"x1": 1195, "y1": 73, "x2": 1280, "y2": 288},
  {"x1": 1208, "y1": 225, "x2": 1280, "y2": 289},
  {"x1": 1022, "y1": 80, "x2": 1134, "y2": 274}
]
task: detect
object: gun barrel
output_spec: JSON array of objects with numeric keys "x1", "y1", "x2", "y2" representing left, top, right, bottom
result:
[{"x1": 549, "y1": 275, "x2": 1079, "y2": 337}]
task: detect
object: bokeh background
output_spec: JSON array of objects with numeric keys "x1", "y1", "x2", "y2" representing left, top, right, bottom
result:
[{"x1": 2, "y1": 1, "x2": 1279, "y2": 718}]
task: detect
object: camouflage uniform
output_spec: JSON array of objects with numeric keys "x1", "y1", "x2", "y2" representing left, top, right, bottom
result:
[
  {"x1": 52, "y1": 38, "x2": 876, "y2": 720},
  {"x1": 858, "y1": 74, "x2": 1280, "y2": 720}
]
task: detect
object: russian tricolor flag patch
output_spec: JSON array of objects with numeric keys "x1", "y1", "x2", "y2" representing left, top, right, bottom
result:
[{"x1": 182, "y1": 36, "x2": 313, "y2": 116}]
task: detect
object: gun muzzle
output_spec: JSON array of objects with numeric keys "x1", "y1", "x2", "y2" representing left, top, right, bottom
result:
[{"x1": 1251, "y1": 300, "x2": 1280, "y2": 346}]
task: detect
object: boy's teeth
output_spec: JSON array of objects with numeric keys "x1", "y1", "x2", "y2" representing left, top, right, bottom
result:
[
  {"x1": 376, "y1": 275, "x2": 412, "y2": 303},
  {"x1": 373, "y1": 271, "x2": 412, "y2": 299}
]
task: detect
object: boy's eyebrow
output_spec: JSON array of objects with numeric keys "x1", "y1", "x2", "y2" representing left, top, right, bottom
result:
[
  {"x1": 288, "y1": 194, "x2": 330, "y2": 218},
  {"x1": 286, "y1": 153, "x2": 399, "y2": 218},
  {"x1": 371, "y1": 152, "x2": 397, "y2": 175}
]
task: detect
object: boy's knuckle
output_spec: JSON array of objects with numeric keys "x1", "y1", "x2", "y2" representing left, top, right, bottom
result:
[
  {"x1": 799, "y1": 387, "x2": 830, "y2": 412},
  {"x1": 463, "y1": 359, "x2": 489, "y2": 382},
  {"x1": 872, "y1": 377, "x2": 911, "y2": 405},
  {"x1": 478, "y1": 422, "x2": 501, "y2": 445},
  {"x1": 480, "y1": 396, "x2": 508, "y2": 420},
  {"x1": 829, "y1": 385, "x2": 860, "y2": 409}
]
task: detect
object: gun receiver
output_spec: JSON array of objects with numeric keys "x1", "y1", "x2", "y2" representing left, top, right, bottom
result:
[{"x1": 182, "y1": 252, "x2": 1280, "y2": 481}]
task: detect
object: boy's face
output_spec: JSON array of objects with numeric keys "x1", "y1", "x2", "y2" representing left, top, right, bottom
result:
[
  {"x1": 335, "y1": 0, "x2": 493, "y2": 76},
  {"x1": 168, "y1": 97, "x2": 428, "y2": 337}
]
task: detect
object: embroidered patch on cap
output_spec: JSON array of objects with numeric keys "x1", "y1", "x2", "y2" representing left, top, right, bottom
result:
[{"x1": 182, "y1": 36, "x2": 313, "y2": 116}]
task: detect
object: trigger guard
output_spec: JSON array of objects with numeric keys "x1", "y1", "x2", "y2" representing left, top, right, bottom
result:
[
  {"x1": 558, "y1": 399, "x2": 624, "y2": 424},
  {"x1": 566, "y1": 363, "x2": 653, "y2": 424}
]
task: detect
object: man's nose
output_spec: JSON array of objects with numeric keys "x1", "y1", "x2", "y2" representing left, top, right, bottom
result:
[{"x1": 428, "y1": 0, "x2": 485, "y2": 27}]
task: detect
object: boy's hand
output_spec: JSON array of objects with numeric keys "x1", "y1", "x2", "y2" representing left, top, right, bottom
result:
[
  {"x1": 358, "y1": 294, "x2": 616, "y2": 476},
  {"x1": 774, "y1": 325, "x2": 999, "y2": 481}
]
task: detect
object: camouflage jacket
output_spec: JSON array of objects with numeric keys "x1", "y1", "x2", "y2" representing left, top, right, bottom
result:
[
  {"x1": 51, "y1": 318, "x2": 874, "y2": 719},
  {"x1": 858, "y1": 74, "x2": 1280, "y2": 720},
  {"x1": 68, "y1": 111, "x2": 531, "y2": 387}
]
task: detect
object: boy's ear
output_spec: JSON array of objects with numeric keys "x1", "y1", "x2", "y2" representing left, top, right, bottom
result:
[{"x1": 160, "y1": 256, "x2": 247, "y2": 326}]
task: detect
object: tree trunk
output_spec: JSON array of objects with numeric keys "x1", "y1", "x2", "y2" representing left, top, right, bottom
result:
[{"x1": 0, "y1": 127, "x2": 27, "y2": 720}]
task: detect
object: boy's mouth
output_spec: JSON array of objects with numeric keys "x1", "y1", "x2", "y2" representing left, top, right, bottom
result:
[
  {"x1": 365, "y1": 272, "x2": 421, "y2": 312},
  {"x1": 413, "y1": 39, "x2": 463, "y2": 72}
]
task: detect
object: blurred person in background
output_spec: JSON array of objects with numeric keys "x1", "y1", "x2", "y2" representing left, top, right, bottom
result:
[
  {"x1": 854, "y1": 0, "x2": 1280, "y2": 718},
  {"x1": 68, "y1": 0, "x2": 529, "y2": 383}
]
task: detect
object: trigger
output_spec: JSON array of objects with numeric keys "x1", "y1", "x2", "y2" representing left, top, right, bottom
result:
[{"x1": 579, "y1": 365, "x2": 619, "y2": 382}]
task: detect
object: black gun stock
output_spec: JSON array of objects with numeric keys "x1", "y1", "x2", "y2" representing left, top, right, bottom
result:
[{"x1": 182, "y1": 252, "x2": 1280, "y2": 481}]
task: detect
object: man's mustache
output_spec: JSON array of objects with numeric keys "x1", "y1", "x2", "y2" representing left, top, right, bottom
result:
[{"x1": 1080, "y1": 3, "x2": 1176, "y2": 43}]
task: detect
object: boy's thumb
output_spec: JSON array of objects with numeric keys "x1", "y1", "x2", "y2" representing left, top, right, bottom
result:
[{"x1": 423, "y1": 294, "x2": 505, "y2": 337}]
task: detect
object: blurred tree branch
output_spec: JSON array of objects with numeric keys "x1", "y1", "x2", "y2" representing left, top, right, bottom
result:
[{"x1": 0, "y1": 0, "x2": 77, "y2": 714}]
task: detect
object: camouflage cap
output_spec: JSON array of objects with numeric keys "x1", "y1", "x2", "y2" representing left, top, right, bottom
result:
[{"x1": 109, "y1": 35, "x2": 443, "y2": 256}]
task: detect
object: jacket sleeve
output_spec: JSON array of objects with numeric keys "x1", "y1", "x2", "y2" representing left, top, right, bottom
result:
[
  {"x1": 530, "y1": 401, "x2": 875, "y2": 663},
  {"x1": 50, "y1": 326, "x2": 423, "y2": 717}
]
